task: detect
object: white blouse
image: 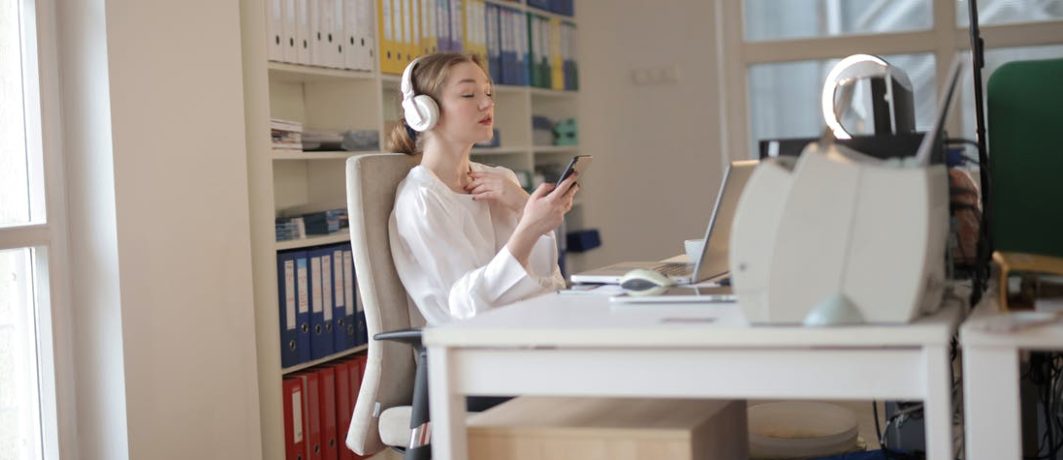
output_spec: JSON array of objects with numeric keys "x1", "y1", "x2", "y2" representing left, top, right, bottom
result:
[{"x1": 389, "y1": 162, "x2": 566, "y2": 325}]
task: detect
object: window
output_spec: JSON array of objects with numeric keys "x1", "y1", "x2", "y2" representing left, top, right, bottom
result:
[
  {"x1": 957, "y1": 0, "x2": 1063, "y2": 27},
  {"x1": 722, "y1": 0, "x2": 1063, "y2": 159},
  {"x1": 1, "y1": 0, "x2": 66, "y2": 458},
  {"x1": 744, "y1": 0, "x2": 932, "y2": 42}
]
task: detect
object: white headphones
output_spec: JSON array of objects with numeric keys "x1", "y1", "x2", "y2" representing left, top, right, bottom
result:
[{"x1": 401, "y1": 57, "x2": 440, "y2": 132}]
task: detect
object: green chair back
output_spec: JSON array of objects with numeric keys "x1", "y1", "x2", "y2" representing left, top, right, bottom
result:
[{"x1": 987, "y1": 57, "x2": 1063, "y2": 258}]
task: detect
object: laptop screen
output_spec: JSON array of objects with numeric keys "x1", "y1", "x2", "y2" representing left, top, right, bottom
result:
[
  {"x1": 692, "y1": 160, "x2": 759, "y2": 282},
  {"x1": 914, "y1": 54, "x2": 967, "y2": 166}
]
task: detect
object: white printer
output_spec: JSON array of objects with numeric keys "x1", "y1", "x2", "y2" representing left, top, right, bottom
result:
[{"x1": 729, "y1": 55, "x2": 966, "y2": 325}]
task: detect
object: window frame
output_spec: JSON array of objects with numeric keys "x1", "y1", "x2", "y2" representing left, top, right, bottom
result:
[
  {"x1": 718, "y1": 0, "x2": 1063, "y2": 160},
  {"x1": 0, "y1": 0, "x2": 77, "y2": 458}
]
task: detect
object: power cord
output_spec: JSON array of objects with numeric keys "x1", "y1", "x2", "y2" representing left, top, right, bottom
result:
[
  {"x1": 873, "y1": 331, "x2": 967, "y2": 460},
  {"x1": 944, "y1": 138, "x2": 982, "y2": 166},
  {"x1": 1022, "y1": 352, "x2": 1063, "y2": 460}
]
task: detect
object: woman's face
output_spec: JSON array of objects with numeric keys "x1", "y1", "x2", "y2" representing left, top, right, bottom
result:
[{"x1": 434, "y1": 62, "x2": 494, "y2": 145}]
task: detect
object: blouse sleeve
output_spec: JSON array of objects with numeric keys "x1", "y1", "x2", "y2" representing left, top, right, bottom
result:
[{"x1": 389, "y1": 184, "x2": 562, "y2": 325}]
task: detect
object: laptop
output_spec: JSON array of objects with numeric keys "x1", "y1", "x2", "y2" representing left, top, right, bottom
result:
[{"x1": 569, "y1": 159, "x2": 758, "y2": 285}]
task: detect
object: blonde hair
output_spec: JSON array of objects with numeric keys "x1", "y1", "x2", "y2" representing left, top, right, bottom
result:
[{"x1": 386, "y1": 53, "x2": 490, "y2": 155}]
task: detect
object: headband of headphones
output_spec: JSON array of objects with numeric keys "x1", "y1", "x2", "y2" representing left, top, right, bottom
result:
[{"x1": 400, "y1": 56, "x2": 423, "y2": 104}]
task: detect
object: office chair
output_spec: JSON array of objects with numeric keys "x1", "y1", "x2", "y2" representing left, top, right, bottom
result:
[
  {"x1": 987, "y1": 57, "x2": 1063, "y2": 309},
  {"x1": 344, "y1": 153, "x2": 431, "y2": 460}
]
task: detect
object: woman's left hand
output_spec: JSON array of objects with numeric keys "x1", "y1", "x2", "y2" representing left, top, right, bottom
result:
[{"x1": 466, "y1": 170, "x2": 529, "y2": 212}]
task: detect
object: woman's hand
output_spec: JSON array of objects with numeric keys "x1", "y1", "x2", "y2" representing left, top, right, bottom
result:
[
  {"x1": 466, "y1": 170, "x2": 529, "y2": 212},
  {"x1": 506, "y1": 173, "x2": 580, "y2": 266}
]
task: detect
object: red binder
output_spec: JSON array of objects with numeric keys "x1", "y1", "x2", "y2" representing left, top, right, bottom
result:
[
  {"x1": 318, "y1": 367, "x2": 339, "y2": 460},
  {"x1": 282, "y1": 377, "x2": 307, "y2": 460},
  {"x1": 335, "y1": 361, "x2": 354, "y2": 460},
  {"x1": 299, "y1": 372, "x2": 323, "y2": 460}
]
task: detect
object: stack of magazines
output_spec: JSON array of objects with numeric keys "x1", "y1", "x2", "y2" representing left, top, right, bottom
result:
[{"x1": 271, "y1": 118, "x2": 302, "y2": 151}]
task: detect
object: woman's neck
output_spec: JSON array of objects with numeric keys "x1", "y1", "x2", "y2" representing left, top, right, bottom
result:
[{"x1": 421, "y1": 138, "x2": 473, "y2": 194}]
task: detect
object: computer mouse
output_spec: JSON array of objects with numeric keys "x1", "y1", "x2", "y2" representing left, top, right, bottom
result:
[{"x1": 619, "y1": 269, "x2": 677, "y2": 296}]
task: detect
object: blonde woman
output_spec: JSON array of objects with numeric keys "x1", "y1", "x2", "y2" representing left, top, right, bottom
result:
[{"x1": 388, "y1": 52, "x2": 579, "y2": 326}]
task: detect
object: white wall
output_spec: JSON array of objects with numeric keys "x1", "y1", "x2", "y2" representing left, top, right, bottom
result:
[
  {"x1": 59, "y1": 0, "x2": 263, "y2": 459},
  {"x1": 576, "y1": 0, "x2": 728, "y2": 270}
]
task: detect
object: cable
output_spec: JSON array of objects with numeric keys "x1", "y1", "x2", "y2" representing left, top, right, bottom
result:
[
  {"x1": 965, "y1": 0, "x2": 994, "y2": 316},
  {"x1": 874, "y1": 401, "x2": 884, "y2": 448},
  {"x1": 944, "y1": 138, "x2": 982, "y2": 165},
  {"x1": 1022, "y1": 352, "x2": 1063, "y2": 460},
  {"x1": 945, "y1": 138, "x2": 980, "y2": 150},
  {"x1": 1048, "y1": 378, "x2": 1054, "y2": 460}
]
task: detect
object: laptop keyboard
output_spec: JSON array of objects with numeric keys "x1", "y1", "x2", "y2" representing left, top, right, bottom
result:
[{"x1": 655, "y1": 262, "x2": 692, "y2": 276}]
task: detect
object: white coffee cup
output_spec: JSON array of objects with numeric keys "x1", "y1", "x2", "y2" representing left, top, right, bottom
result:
[{"x1": 684, "y1": 238, "x2": 705, "y2": 262}]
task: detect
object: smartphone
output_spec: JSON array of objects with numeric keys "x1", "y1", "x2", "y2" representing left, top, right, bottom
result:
[{"x1": 554, "y1": 155, "x2": 593, "y2": 192}]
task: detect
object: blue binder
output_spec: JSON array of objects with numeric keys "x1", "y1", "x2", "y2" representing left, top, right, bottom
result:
[
  {"x1": 293, "y1": 251, "x2": 312, "y2": 364},
  {"x1": 346, "y1": 247, "x2": 367, "y2": 346},
  {"x1": 277, "y1": 250, "x2": 301, "y2": 368},
  {"x1": 308, "y1": 247, "x2": 335, "y2": 360},
  {"x1": 486, "y1": 4, "x2": 502, "y2": 84},
  {"x1": 526, "y1": 0, "x2": 550, "y2": 11},
  {"x1": 331, "y1": 245, "x2": 356, "y2": 352},
  {"x1": 436, "y1": 0, "x2": 451, "y2": 52},
  {"x1": 511, "y1": 8, "x2": 522, "y2": 86},
  {"x1": 449, "y1": 0, "x2": 463, "y2": 52},
  {"x1": 521, "y1": 12, "x2": 532, "y2": 87}
]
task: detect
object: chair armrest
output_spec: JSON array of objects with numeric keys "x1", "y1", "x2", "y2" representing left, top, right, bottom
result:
[
  {"x1": 376, "y1": 328, "x2": 431, "y2": 460},
  {"x1": 374, "y1": 328, "x2": 423, "y2": 348}
]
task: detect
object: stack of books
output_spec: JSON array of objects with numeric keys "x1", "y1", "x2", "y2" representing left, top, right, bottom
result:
[
  {"x1": 275, "y1": 217, "x2": 305, "y2": 242},
  {"x1": 302, "y1": 209, "x2": 347, "y2": 236},
  {"x1": 271, "y1": 118, "x2": 302, "y2": 151}
]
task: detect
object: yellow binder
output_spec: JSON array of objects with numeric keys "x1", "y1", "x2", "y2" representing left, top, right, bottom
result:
[{"x1": 377, "y1": 0, "x2": 396, "y2": 73}]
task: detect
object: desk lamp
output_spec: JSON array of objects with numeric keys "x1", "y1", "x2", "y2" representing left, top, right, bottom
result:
[{"x1": 821, "y1": 54, "x2": 915, "y2": 140}]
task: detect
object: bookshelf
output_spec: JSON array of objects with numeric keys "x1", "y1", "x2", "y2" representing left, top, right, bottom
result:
[{"x1": 239, "y1": 1, "x2": 580, "y2": 459}]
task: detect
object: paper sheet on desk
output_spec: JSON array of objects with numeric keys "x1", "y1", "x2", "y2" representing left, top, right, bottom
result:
[
  {"x1": 610, "y1": 286, "x2": 736, "y2": 305},
  {"x1": 558, "y1": 284, "x2": 627, "y2": 296},
  {"x1": 973, "y1": 311, "x2": 1063, "y2": 333}
]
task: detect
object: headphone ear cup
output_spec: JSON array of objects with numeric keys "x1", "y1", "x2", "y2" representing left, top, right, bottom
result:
[{"x1": 404, "y1": 94, "x2": 439, "y2": 132}]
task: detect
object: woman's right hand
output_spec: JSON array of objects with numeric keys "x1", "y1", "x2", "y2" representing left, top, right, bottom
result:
[
  {"x1": 518, "y1": 173, "x2": 580, "y2": 237},
  {"x1": 506, "y1": 173, "x2": 579, "y2": 266}
]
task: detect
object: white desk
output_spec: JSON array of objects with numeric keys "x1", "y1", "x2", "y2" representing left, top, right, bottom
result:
[
  {"x1": 961, "y1": 300, "x2": 1063, "y2": 460},
  {"x1": 425, "y1": 294, "x2": 962, "y2": 460}
]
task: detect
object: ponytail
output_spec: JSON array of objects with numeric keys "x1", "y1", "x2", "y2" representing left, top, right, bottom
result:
[{"x1": 386, "y1": 122, "x2": 419, "y2": 155}]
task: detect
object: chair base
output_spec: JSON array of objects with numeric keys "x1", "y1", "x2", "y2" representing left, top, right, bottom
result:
[{"x1": 391, "y1": 445, "x2": 431, "y2": 460}]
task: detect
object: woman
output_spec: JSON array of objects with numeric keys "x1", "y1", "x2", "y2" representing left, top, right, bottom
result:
[{"x1": 388, "y1": 52, "x2": 579, "y2": 326}]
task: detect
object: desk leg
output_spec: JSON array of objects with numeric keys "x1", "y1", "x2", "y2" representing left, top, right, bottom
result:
[
  {"x1": 428, "y1": 346, "x2": 468, "y2": 460},
  {"x1": 923, "y1": 344, "x2": 953, "y2": 460},
  {"x1": 964, "y1": 346, "x2": 1021, "y2": 460}
]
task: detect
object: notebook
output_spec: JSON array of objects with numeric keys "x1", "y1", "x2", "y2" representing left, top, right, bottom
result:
[{"x1": 569, "y1": 159, "x2": 758, "y2": 285}]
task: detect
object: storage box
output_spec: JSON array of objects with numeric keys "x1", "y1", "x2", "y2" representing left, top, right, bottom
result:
[{"x1": 467, "y1": 397, "x2": 747, "y2": 460}]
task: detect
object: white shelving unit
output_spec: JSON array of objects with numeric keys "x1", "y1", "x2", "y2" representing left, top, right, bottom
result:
[{"x1": 239, "y1": 1, "x2": 581, "y2": 459}]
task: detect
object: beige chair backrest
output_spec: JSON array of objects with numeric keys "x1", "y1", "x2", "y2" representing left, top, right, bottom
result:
[{"x1": 344, "y1": 153, "x2": 425, "y2": 454}]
